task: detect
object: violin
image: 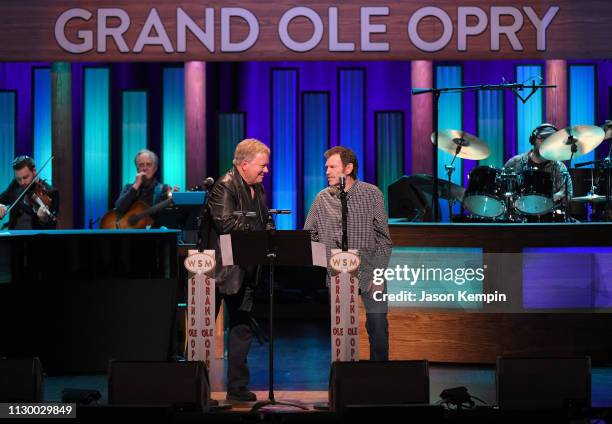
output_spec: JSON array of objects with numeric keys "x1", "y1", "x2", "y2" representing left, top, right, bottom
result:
[
  {"x1": 25, "y1": 180, "x2": 56, "y2": 222},
  {"x1": 3, "y1": 156, "x2": 56, "y2": 224}
]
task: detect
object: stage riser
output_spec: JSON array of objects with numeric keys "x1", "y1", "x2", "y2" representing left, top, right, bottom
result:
[
  {"x1": 359, "y1": 312, "x2": 612, "y2": 364},
  {"x1": 358, "y1": 223, "x2": 612, "y2": 364}
]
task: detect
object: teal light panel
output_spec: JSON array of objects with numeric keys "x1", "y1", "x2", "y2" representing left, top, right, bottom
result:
[
  {"x1": 569, "y1": 65, "x2": 596, "y2": 167},
  {"x1": 376, "y1": 112, "x2": 404, "y2": 212},
  {"x1": 162, "y1": 68, "x2": 186, "y2": 190},
  {"x1": 478, "y1": 90, "x2": 504, "y2": 168},
  {"x1": 33, "y1": 68, "x2": 52, "y2": 183},
  {"x1": 0, "y1": 91, "x2": 16, "y2": 229},
  {"x1": 303, "y1": 92, "x2": 329, "y2": 219},
  {"x1": 122, "y1": 91, "x2": 148, "y2": 184},
  {"x1": 83, "y1": 68, "x2": 110, "y2": 228},
  {"x1": 435, "y1": 65, "x2": 463, "y2": 219},
  {"x1": 435, "y1": 65, "x2": 463, "y2": 185},
  {"x1": 218, "y1": 113, "x2": 245, "y2": 173},
  {"x1": 515, "y1": 65, "x2": 543, "y2": 156},
  {"x1": 339, "y1": 69, "x2": 365, "y2": 181},
  {"x1": 271, "y1": 69, "x2": 298, "y2": 230}
]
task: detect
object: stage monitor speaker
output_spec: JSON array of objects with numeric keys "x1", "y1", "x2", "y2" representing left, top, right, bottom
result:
[
  {"x1": 496, "y1": 356, "x2": 591, "y2": 410},
  {"x1": 108, "y1": 361, "x2": 209, "y2": 412},
  {"x1": 388, "y1": 176, "x2": 437, "y2": 221},
  {"x1": 329, "y1": 360, "x2": 429, "y2": 412},
  {"x1": 0, "y1": 357, "x2": 44, "y2": 402}
]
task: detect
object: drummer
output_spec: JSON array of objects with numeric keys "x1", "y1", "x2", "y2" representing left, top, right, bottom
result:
[{"x1": 504, "y1": 123, "x2": 573, "y2": 203}]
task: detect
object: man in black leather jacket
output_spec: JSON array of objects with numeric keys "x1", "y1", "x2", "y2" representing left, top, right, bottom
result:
[{"x1": 207, "y1": 139, "x2": 269, "y2": 402}]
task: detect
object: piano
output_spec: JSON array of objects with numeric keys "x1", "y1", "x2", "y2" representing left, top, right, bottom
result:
[{"x1": 0, "y1": 229, "x2": 180, "y2": 374}]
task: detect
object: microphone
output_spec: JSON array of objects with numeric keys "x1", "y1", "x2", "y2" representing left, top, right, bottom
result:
[
  {"x1": 190, "y1": 177, "x2": 215, "y2": 192},
  {"x1": 268, "y1": 209, "x2": 292, "y2": 214},
  {"x1": 339, "y1": 175, "x2": 346, "y2": 192},
  {"x1": 202, "y1": 177, "x2": 214, "y2": 189}
]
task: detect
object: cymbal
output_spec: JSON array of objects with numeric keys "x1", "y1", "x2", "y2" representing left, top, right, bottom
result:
[
  {"x1": 570, "y1": 194, "x2": 608, "y2": 203},
  {"x1": 431, "y1": 130, "x2": 490, "y2": 160},
  {"x1": 406, "y1": 174, "x2": 465, "y2": 201},
  {"x1": 540, "y1": 125, "x2": 605, "y2": 161}
]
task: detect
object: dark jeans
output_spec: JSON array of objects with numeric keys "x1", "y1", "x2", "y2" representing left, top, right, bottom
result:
[
  {"x1": 216, "y1": 285, "x2": 254, "y2": 392},
  {"x1": 365, "y1": 312, "x2": 389, "y2": 361},
  {"x1": 362, "y1": 283, "x2": 389, "y2": 361}
]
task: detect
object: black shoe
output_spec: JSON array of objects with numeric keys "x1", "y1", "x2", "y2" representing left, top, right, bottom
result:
[{"x1": 226, "y1": 389, "x2": 257, "y2": 402}]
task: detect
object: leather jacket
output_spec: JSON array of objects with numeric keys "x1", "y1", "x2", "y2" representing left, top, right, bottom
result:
[{"x1": 207, "y1": 167, "x2": 268, "y2": 294}]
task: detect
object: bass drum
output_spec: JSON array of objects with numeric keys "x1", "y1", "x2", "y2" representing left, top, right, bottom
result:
[
  {"x1": 462, "y1": 166, "x2": 505, "y2": 218},
  {"x1": 515, "y1": 168, "x2": 554, "y2": 216}
]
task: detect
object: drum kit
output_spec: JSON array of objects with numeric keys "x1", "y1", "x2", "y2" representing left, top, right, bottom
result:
[{"x1": 430, "y1": 124, "x2": 610, "y2": 222}]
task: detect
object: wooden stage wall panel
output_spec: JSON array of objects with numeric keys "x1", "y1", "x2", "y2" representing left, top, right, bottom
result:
[
  {"x1": 358, "y1": 223, "x2": 612, "y2": 364},
  {"x1": 359, "y1": 311, "x2": 612, "y2": 364}
]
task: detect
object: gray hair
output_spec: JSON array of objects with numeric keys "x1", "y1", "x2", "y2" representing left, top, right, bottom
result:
[{"x1": 134, "y1": 149, "x2": 159, "y2": 168}]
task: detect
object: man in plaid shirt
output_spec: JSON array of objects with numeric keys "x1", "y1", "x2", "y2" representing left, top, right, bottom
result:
[{"x1": 304, "y1": 146, "x2": 392, "y2": 361}]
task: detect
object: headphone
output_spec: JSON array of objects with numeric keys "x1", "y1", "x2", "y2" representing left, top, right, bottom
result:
[{"x1": 529, "y1": 123, "x2": 558, "y2": 145}]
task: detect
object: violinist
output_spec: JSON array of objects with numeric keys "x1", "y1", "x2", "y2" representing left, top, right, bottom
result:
[
  {"x1": 114, "y1": 149, "x2": 172, "y2": 225},
  {"x1": 0, "y1": 156, "x2": 59, "y2": 230}
]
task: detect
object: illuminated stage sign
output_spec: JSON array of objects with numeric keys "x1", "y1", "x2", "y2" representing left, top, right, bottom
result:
[{"x1": 0, "y1": 1, "x2": 609, "y2": 61}]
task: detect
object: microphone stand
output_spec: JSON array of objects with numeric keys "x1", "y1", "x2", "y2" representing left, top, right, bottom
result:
[
  {"x1": 412, "y1": 81, "x2": 555, "y2": 222},
  {"x1": 195, "y1": 179, "x2": 215, "y2": 251},
  {"x1": 251, "y1": 209, "x2": 307, "y2": 412},
  {"x1": 339, "y1": 177, "x2": 348, "y2": 251}
]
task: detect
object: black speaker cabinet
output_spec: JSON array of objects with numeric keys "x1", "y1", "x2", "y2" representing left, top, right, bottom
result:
[
  {"x1": 329, "y1": 360, "x2": 429, "y2": 412},
  {"x1": 496, "y1": 356, "x2": 591, "y2": 410},
  {"x1": 0, "y1": 357, "x2": 44, "y2": 402},
  {"x1": 108, "y1": 361, "x2": 210, "y2": 411}
]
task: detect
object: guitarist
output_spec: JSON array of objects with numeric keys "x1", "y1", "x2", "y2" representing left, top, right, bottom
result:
[{"x1": 115, "y1": 149, "x2": 172, "y2": 226}]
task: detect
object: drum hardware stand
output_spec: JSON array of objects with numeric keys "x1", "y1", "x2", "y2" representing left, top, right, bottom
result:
[
  {"x1": 563, "y1": 131, "x2": 579, "y2": 222},
  {"x1": 603, "y1": 156, "x2": 612, "y2": 221},
  {"x1": 412, "y1": 81, "x2": 556, "y2": 222},
  {"x1": 445, "y1": 140, "x2": 465, "y2": 223}
]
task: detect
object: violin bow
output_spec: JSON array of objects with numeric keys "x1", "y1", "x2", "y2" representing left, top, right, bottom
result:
[{"x1": 3, "y1": 155, "x2": 54, "y2": 215}]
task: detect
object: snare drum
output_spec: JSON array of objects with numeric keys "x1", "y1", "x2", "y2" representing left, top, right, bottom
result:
[
  {"x1": 515, "y1": 168, "x2": 554, "y2": 215},
  {"x1": 463, "y1": 166, "x2": 505, "y2": 218}
]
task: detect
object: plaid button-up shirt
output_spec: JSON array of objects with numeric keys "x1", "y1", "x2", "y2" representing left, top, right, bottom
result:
[{"x1": 304, "y1": 180, "x2": 392, "y2": 291}]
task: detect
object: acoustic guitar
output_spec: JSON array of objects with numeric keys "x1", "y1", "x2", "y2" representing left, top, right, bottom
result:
[{"x1": 99, "y1": 197, "x2": 173, "y2": 229}]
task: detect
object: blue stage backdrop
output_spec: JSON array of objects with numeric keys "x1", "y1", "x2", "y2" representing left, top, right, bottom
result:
[
  {"x1": 302, "y1": 92, "x2": 329, "y2": 218},
  {"x1": 271, "y1": 69, "x2": 298, "y2": 230},
  {"x1": 33, "y1": 68, "x2": 52, "y2": 184},
  {"x1": 1, "y1": 61, "x2": 612, "y2": 228},
  {"x1": 162, "y1": 67, "x2": 186, "y2": 191},
  {"x1": 121, "y1": 90, "x2": 148, "y2": 184},
  {"x1": 516, "y1": 65, "x2": 544, "y2": 158},
  {"x1": 569, "y1": 64, "x2": 597, "y2": 168},
  {"x1": 83, "y1": 67, "x2": 110, "y2": 229}
]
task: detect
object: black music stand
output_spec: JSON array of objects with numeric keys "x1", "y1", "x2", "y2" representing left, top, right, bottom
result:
[
  {"x1": 221, "y1": 230, "x2": 320, "y2": 411},
  {"x1": 156, "y1": 192, "x2": 206, "y2": 242}
]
